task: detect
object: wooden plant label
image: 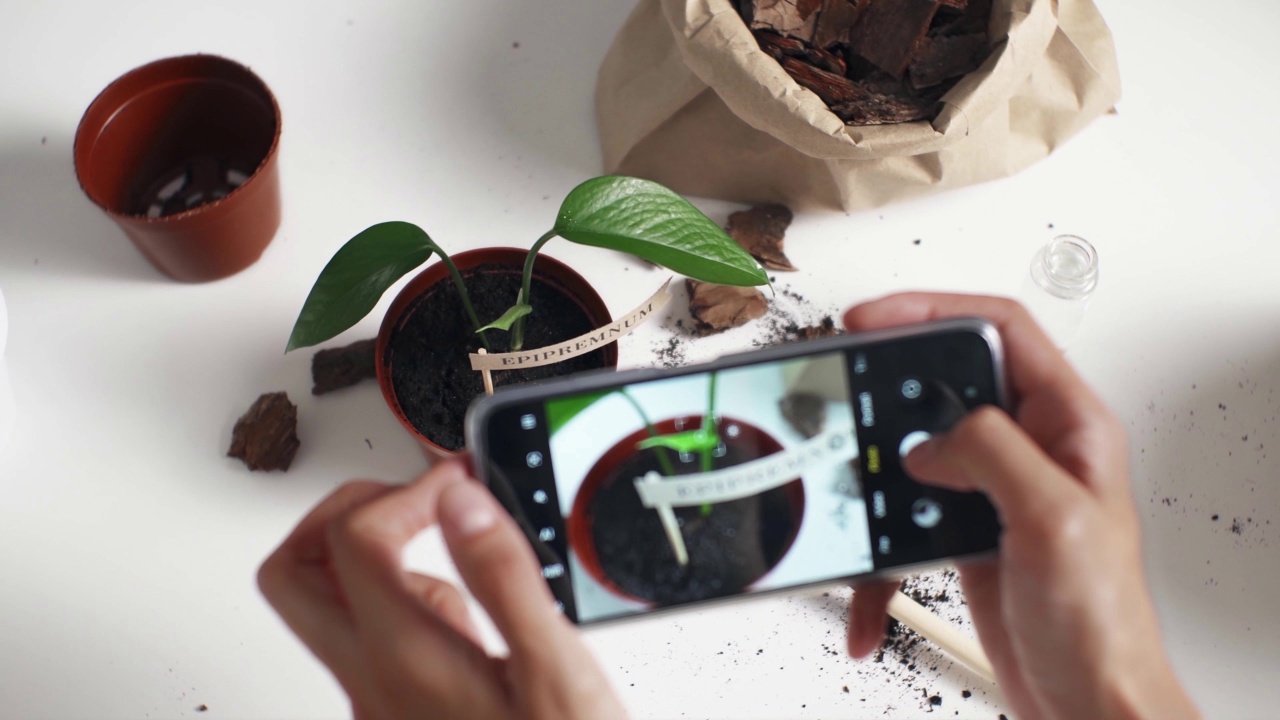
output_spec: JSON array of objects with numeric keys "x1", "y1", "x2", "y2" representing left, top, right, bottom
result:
[
  {"x1": 469, "y1": 279, "x2": 672, "y2": 371},
  {"x1": 633, "y1": 425, "x2": 856, "y2": 508}
]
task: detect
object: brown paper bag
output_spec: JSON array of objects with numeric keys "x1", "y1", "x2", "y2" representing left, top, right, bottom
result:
[{"x1": 596, "y1": 0, "x2": 1120, "y2": 211}]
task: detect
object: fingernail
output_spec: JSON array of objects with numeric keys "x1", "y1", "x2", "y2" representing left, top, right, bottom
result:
[
  {"x1": 439, "y1": 482, "x2": 497, "y2": 538},
  {"x1": 904, "y1": 436, "x2": 939, "y2": 466}
]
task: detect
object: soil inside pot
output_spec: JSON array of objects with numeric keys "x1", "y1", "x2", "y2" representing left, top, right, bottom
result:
[
  {"x1": 587, "y1": 441, "x2": 802, "y2": 605},
  {"x1": 388, "y1": 263, "x2": 607, "y2": 451}
]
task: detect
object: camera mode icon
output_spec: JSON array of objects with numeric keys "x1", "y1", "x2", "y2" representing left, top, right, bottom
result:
[{"x1": 911, "y1": 498, "x2": 943, "y2": 529}]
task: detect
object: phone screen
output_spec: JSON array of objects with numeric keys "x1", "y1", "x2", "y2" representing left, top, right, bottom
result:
[{"x1": 472, "y1": 324, "x2": 1002, "y2": 624}]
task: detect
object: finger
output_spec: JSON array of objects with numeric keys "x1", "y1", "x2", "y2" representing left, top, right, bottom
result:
[
  {"x1": 326, "y1": 461, "x2": 472, "y2": 634},
  {"x1": 904, "y1": 406, "x2": 1088, "y2": 529},
  {"x1": 956, "y1": 560, "x2": 1041, "y2": 715},
  {"x1": 437, "y1": 480, "x2": 574, "y2": 661},
  {"x1": 842, "y1": 292, "x2": 1067, "y2": 402},
  {"x1": 258, "y1": 481, "x2": 394, "y2": 683},
  {"x1": 325, "y1": 459, "x2": 502, "y2": 707},
  {"x1": 843, "y1": 293, "x2": 1125, "y2": 491},
  {"x1": 404, "y1": 572, "x2": 481, "y2": 645},
  {"x1": 847, "y1": 578, "x2": 901, "y2": 658}
]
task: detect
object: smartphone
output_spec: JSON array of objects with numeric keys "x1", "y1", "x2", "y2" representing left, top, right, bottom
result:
[{"x1": 465, "y1": 317, "x2": 1006, "y2": 625}]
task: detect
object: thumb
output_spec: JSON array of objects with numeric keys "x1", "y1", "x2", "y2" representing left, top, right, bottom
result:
[
  {"x1": 903, "y1": 406, "x2": 1087, "y2": 527},
  {"x1": 437, "y1": 481, "x2": 571, "y2": 659}
]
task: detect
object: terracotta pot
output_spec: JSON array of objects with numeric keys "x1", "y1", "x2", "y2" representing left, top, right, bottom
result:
[
  {"x1": 567, "y1": 415, "x2": 806, "y2": 606},
  {"x1": 376, "y1": 248, "x2": 618, "y2": 460},
  {"x1": 74, "y1": 54, "x2": 282, "y2": 282}
]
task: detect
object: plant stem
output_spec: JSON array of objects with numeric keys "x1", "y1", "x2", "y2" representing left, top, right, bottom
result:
[
  {"x1": 699, "y1": 372, "x2": 719, "y2": 473},
  {"x1": 621, "y1": 390, "x2": 676, "y2": 477},
  {"x1": 434, "y1": 246, "x2": 490, "y2": 351},
  {"x1": 699, "y1": 372, "x2": 719, "y2": 515},
  {"x1": 511, "y1": 229, "x2": 560, "y2": 351}
]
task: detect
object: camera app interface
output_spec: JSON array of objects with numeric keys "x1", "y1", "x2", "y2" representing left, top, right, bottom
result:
[{"x1": 482, "y1": 331, "x2": 1000, "y2": 624}]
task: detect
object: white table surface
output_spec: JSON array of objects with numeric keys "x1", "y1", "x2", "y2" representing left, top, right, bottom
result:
[{"x1": 2, "y1": 1, "x2": 1278, "y2": 718}]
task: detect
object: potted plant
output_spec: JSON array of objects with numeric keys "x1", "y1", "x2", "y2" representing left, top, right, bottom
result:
[
  {"x1": 561, "y1": 371, "x2": 806, "y2": 607},
  {"x1": 286, "y1": 176, "x2": 770, "y2": 456}
]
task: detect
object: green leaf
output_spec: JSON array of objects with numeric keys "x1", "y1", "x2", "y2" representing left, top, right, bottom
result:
[
  {"x1": 286, "y1": 221, "x2": 438, "y2": 352},
  {"x1": 554, "y1": 177, "x2": 770, "y2": 287},
  {"x1": 545, "y1": 390, "x2": 613, "y2": 436},
  {"x1": 476, "y1": 304, "x2": 532, "y2": 333},
  {"x1": 636, "y1": 427, "x2": 721, "y2": 455}
]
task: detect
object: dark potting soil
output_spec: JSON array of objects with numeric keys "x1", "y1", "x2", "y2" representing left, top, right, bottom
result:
[
  {"x1": 587, "y1": 442, "x2": 802, "y2": 605},
  {"x1": 387, "y1": 264, "x2": 607, "y2": 451}
]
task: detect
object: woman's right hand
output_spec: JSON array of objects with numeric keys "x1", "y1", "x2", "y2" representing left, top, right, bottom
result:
[{"x1": 842, "y1": 293, "x2": 1199, "y2": 720}]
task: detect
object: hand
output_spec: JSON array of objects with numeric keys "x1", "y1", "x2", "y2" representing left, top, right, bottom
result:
[
  {"x1": 842, "y1": 293, "x2": 1199, "y2": 720},
  {"x1": 257, "y1": 460, "x2": 626, "y2": 720}
]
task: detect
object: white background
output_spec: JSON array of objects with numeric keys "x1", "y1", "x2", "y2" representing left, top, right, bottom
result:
[{"x1": 1, "y1": 0, "x2": 1278, "y2": 718}]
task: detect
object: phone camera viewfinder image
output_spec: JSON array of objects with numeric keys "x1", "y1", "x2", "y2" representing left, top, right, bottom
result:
[{"x1": 473, "y1": 323, "x2": 1003, "y2": 625}]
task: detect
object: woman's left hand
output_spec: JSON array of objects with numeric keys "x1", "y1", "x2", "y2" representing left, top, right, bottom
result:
[{"x1": 257, "y1": 460, "x2": 627, "y2": 720}]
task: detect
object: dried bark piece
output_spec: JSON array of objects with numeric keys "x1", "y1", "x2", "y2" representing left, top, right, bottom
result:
[
  {"x1": 742, "y1": 0, "x2": 992, "y2": 127},
  {"x1": 686, "y1": 279, "x2": 768, "y2": 334},
  {"x1": 727, "y1": 203, "x2": 797, "y2": 271},
  {"x1": 812, "y1": 0, "x2": 865, "y2": 48},
  {"x1": 311, "y1": 338, "x2": 376, "y2": 395},
  {"x1": 908, "y1": 33, "x2": 988, "y2": 89},
  {"x1": 754, "y1": 30, "x2": 809, "y2": 61},
  {"x1": 745, "y1": 0, "x2": 823, "y2": 42},
  {"x1": 780, "y1": 392, "x2": 827, "y2": 439},
  {"x1": 848, "y1": 0, "x2": 941, "y2": 78},
  {"x1": 931, "y1": 0, "x2": 989, "y2": 36},
  {"x1": 830, "y1": 96, "x2": 934, "y2": 124},
  {"x1": 805, "y1": 45, "x2": 847, "y2": 75},
  {"x1": 829, "y1": 71, "x2": 945, "y2": 124},
  {"x1": 228, "y1": 392, "x2": 300, "y2": 472},
  {"x1": 781, "y1": 56, "x2": 866, "y2": 106}
]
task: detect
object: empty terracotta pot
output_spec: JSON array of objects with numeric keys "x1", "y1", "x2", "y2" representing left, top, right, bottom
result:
[{"x1": 74, "y1": 54, "x2": 282, "y2": 282}]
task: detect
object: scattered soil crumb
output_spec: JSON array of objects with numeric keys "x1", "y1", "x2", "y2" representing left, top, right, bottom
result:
[
  {"x1": 196, "y1": 705, "x2": 208, "y2": 712},
  {"x1": 864, "y1": 569, "x2": 979, "y2": 712},
  {"x1": 650, "y1": 280, "x2": 841, "y2": 368}
]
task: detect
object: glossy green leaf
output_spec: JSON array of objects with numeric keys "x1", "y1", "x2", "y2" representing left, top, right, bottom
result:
[
  {"x1": 554, "y1": 177, "x2": 770, "y2": 287},
  {"x1": 286, "y1": 221, "x2": 438, "y2": 352},
  {"x1": 476, "y1": 304, "x2": 532, "y2": 334},
  {"x1": 546, "y1": 390, "x2": 612, "y2": 437},
  {"x1": 636, "y1": 427, "x2": 721, "y2": 455}
]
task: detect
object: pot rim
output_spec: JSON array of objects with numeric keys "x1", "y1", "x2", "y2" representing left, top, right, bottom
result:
[
  {"x1": 374, "y1": 247, "x2": 618, "y2": 459},
  {"x1": 73, "y1": 53, "x2": 282, "y2": 224}
]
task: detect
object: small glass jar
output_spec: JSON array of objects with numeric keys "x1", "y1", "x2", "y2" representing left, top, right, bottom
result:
[{"x1": 1020, "y1": 235, "x2": 1099, "y2": 349}]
